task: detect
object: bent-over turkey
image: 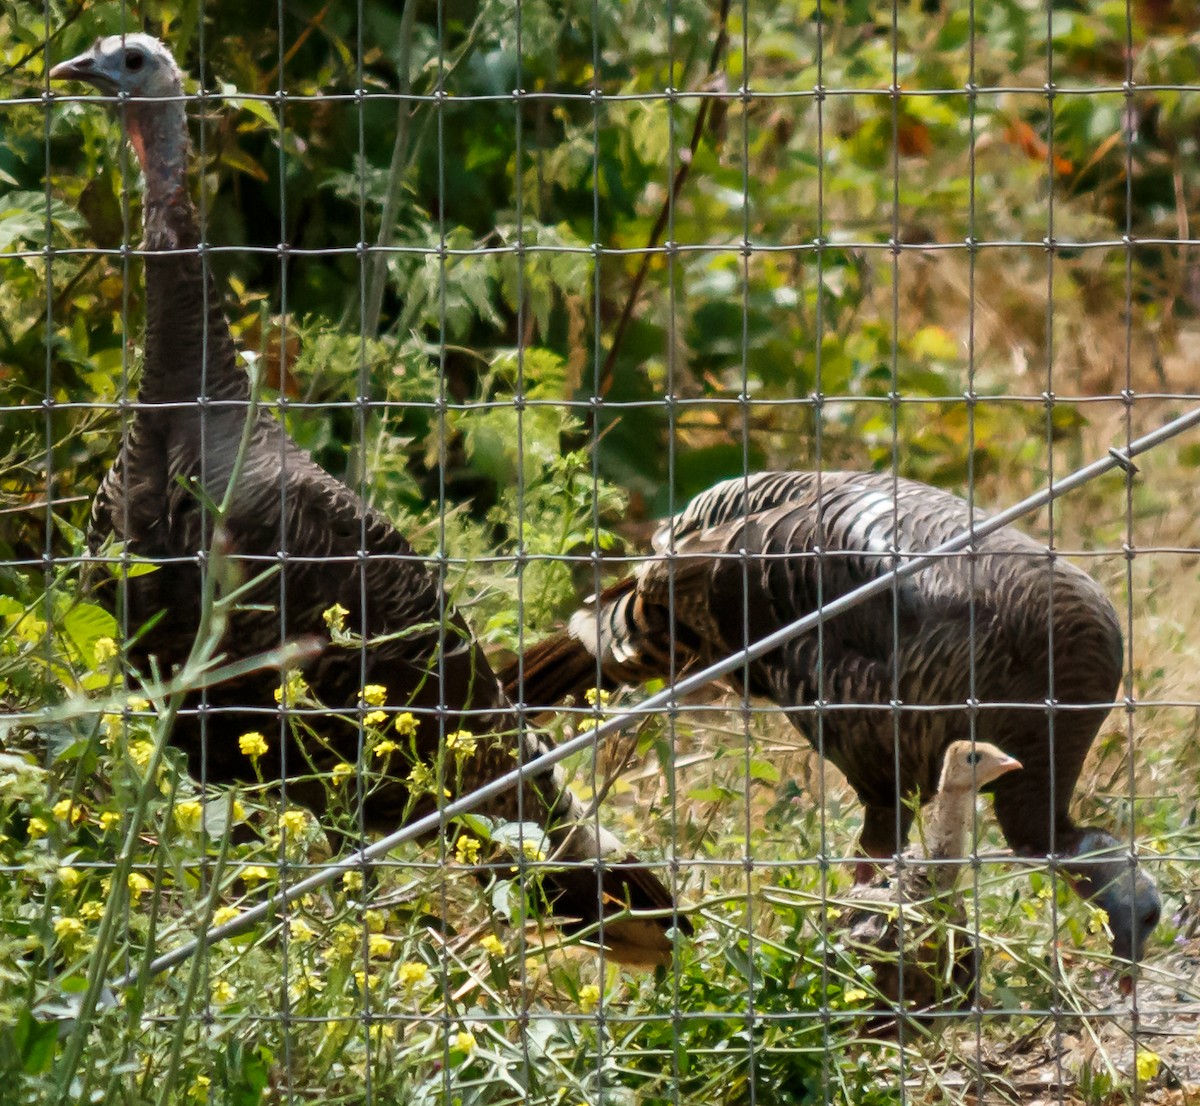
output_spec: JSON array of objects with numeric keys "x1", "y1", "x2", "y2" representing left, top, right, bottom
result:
[
  {"x1": 51, "y1": 34, "x2": 687, "y2": 962},
  {"x1": 503, "y1": 471, "x2": 1160, "y2": 972}
]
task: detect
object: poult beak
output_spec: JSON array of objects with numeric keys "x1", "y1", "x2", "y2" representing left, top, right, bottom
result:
[{"x1": 995, "y1": 754, "x2": 1022, "y2": 776}]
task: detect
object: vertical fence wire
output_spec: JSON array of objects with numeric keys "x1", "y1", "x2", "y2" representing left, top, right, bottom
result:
[{"x1": 1122, "y1": 0, "x2": 1146, "y2": 1097}]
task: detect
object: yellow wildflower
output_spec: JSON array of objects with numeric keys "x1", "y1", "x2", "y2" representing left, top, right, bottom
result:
[
  {"x1": 322, "y1": 603, "x2": 349, "y2": 634},
  {"x1": 521, "y1": 839, "x2": 547, "y2": 863},
  {"x1": 100, "y1": 713, "x2": 123, "y2": 744},
  {"x1": 342, "y1": 870, "x2": 364, "y2": 892},
  {"x1": 451, "y1": 1030, "x2": 476, "y2": 1055},
  {"x1": 211, "y1": 980, "x2": 237, "y2": 1005},
  {"x1": 288, "y1": 918, "x2": 317, "y2": 943},
  {"x1": 212, "y1": 906, "x2": 240, "y2": 927},
  {"x1": 274, "y1": 670, "x2": 310, "y2": 706},
  {"x1": 80, "y1": 900, "x2": 104, "y2": 921},
  {"x1": 367, "y1": 934, "x2": 392, "y2": 959},
  {"x1": 279, "y1": 809, "x2": 309, "y2": 838},
  {"x1": 27, "y1": 817, "x2": 49, "y2": 839},
  {"x1": 239, "y1": 732, "x2": 269, "y2": 760},
  {"x1": 173, "y1": 801, "x2": 203, "y2": 833},
  {"x1": 843, "y1": 987, "x2": 869, "y2": 1004},
  {"x1": 127, "y1": 872, "x2": 152, "y2": 898},
  {"x1": 364, "y1": 710, "x2": 388, "y2": 727},
  {"x1": 331, "y1": 922, "x2": 360, "y2": 957},
  {"x1": 578, "y1": 984, "x2": 601, "y2": 1012},
  {"x1": 53, "y1": 799, "x2": 84, "y2": 825},
  {"x1": 364, "y1": 910, "x2": 386, "y2": 933},
  {"x1": 98, "y1": 811, "x2": 121, "y2": 831},
  {"x1": 1087, "y1": 907, "x2": 1110, "y2": 935},
  {"x1": 479, "y1": 934, "x2": 504, "y2": 957},
  {"x1": 353, "y1": 968, "x2": 375, "y2": 990},
  {"x1": 127, "y1": 696, "x2": 150, "y2": 712},
  {"x1": 397, "y1": 961, "x2": 429, "y2": 989},
  {"x1": 373, "y1": 739, "x2": 398, "y2": 759},
  {"x1": 230, "y1": 799, "x2": 246, "y2": 823},
  {"x1": 407, "y1": 763, "x2": 448, "y2": 799},
  {"x1": 241, "y1": 865, "x2": 271, "y2": 884},
  {"x1": 454, "y1": 836, "x2": 482, "y2": 865},
  {"x1": 331, "y1": 762, "x2": 355, "y2": 785},
  {"x1": 128, "y1": 740, "x2": 155, "y2": 769},
  {"x1": 394, "y1": 712, "x2": 418, "y2": 738},
  {"x1": 57, "y1": 866, "x2": 82, "y2": 889},
  {"x1": 1135, "y1": 1050, "x2": 1161, "y2": 1083},
  {"x1": 188, "y1": 1074, "x2": 211, "y2": 1103},
  {"x1": 361, "y1": 684, "x2": 388, "y2": 707},
  {"x1": 54, "y1": 916, "x2": 85, "y2": 943},
  {"x1": 93, "y1": 636, "x2": 118, "y2": 663},
  {"x1": 289, "y1": 973, "x2": 324, "y2": 1003},
  {"x1": 446, "y1": 730, "x2": 477, "y2": 758},
  {"x1": 584, "y1": 687, "x2": 610, "y2": 707}
]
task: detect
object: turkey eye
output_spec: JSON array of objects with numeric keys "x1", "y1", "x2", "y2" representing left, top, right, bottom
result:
[
  {"x1": 966, "y1": 751, "x2": 981, "y2": 765},
  {"x1": 124, "y1": 50, "x2": 144, "y2": 71}
]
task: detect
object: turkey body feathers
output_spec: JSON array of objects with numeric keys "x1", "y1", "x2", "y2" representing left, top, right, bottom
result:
[
  {"x1": 54, "y1": 35, "x2": 684, "y2": 959},
  {"x1": 505, "y1": 470, "x2": 1160, "y2": 965}
]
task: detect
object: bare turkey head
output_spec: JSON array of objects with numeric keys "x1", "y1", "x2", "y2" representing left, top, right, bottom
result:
[
  {"x1": 938, "y1": 741, "x2": 1022, "y2": 793},
  {"x1": 50, "y1": 34, "x2": 182, "y2": 99}
]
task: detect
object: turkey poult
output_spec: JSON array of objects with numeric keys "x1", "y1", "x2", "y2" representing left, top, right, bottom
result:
[
  {"x1": 842, "y1": 740, "x2": 1022, "y2": 1018},
  {"x1": 51, "y1": 35, "x2": 689, "y2": 963},
  {"x1": 504, "y1": 471, "x2": 1161, "y2": 974}
]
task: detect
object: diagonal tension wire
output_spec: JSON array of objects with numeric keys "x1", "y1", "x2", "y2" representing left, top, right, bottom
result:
[{"x1": 114, "y1": 402, "x2": 1200, "y2": 988}]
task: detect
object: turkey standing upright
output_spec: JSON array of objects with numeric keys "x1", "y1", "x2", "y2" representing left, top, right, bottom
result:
[
  {"x1": 503, "y1": 471, "x2": 1161, "y2": 972},
  {"x1": 51, "y1": 34, "x2": 686, "y2": 962}
]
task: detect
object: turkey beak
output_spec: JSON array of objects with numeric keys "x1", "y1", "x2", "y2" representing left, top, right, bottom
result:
[
  {"x1": 994, "y1": 754, "x2": 1022, "y2": 777},
  {"x1": 50, "y1": 48, "x2": 111, "y2": 90}
]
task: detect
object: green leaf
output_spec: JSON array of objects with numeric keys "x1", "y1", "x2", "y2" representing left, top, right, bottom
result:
[
  {"x1": 104, "y1": 543, "x2": 160, "y2": 579},
  {"x1": 0, "y1": 190, "x2": 84, "y2": 250},
  {"x1": 748, "y1": 758, "x2": 781, "y2": 785},
  {"x1": 13, "y1": 1010, "x2": 57, "y2": 1074},
  {"x1": 61, "y1": 602, "x2": 118, "y2": 666}
]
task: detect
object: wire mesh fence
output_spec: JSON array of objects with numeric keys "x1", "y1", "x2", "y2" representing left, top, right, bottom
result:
[{"x1": 1, "y1": 0, "x2": 1198, "y2": 1103}]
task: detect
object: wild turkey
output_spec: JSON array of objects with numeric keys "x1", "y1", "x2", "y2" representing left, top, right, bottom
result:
[
  {"x1": 841, "y1": 740, "x2": 1022, "y2": 1020},
  {"x1": 503, "y1": 470, "x2": 1161, "y2": 972},
  {"x1": 51, "y1": 34, "x2": 687, "y2": 963}
]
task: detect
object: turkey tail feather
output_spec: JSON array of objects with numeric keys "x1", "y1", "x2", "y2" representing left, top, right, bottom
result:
[
  {"x1": 540, "y1": 854, "x2": 691, "y2": 966},
  {"x1": 500, "y1": 629, "x2": 604, "y2": 713}
]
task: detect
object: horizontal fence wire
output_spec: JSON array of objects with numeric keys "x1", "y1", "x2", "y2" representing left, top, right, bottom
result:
[{"x1": 101, "y1": 399, "x2": 1200, "y2": 986}]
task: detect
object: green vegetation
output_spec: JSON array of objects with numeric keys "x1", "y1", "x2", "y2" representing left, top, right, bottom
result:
[{"x1": 1, "y1": 0, "x2": 1199, "y2": 1103}]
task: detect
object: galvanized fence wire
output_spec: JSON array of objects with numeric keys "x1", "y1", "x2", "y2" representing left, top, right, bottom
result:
[
  {"x1": 6, "y1": 0, "x2": 1200, "y2": 1101},
  {"x1": 109, "y1": 399, "x2": 1200, "y2": 988}
]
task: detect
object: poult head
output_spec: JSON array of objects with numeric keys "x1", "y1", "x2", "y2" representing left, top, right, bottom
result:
[
  {"x1": 50, "y1": 34, "x2": 182, "y2": 99},
  {"x1": 938, "y1": 741, "x2": 1023, "y2": 793}
]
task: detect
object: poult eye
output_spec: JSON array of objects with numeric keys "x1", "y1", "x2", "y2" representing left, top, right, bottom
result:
[
  {"x1": 966, "y1": 750, "x2": 981, "y2": 765},
  {"x1": 124, "y1": 49, "x2": 144, "y2": 71}
]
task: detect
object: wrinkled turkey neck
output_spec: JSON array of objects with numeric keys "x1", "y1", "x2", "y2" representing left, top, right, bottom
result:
[{"x1": 127, "y1": 99, "x2": 246, "y2": 407}]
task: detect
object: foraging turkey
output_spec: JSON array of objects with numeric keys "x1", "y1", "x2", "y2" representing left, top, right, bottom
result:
[
  {"x1": 51, "y1": 34, "x2": 687, "y2": 962},
  {"x1": 841, "y1": 740, "x2": 1021, "y2": 1018},
  {"x1": 503, "y1": 470, "x2": 1160, "y2": 973}
]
